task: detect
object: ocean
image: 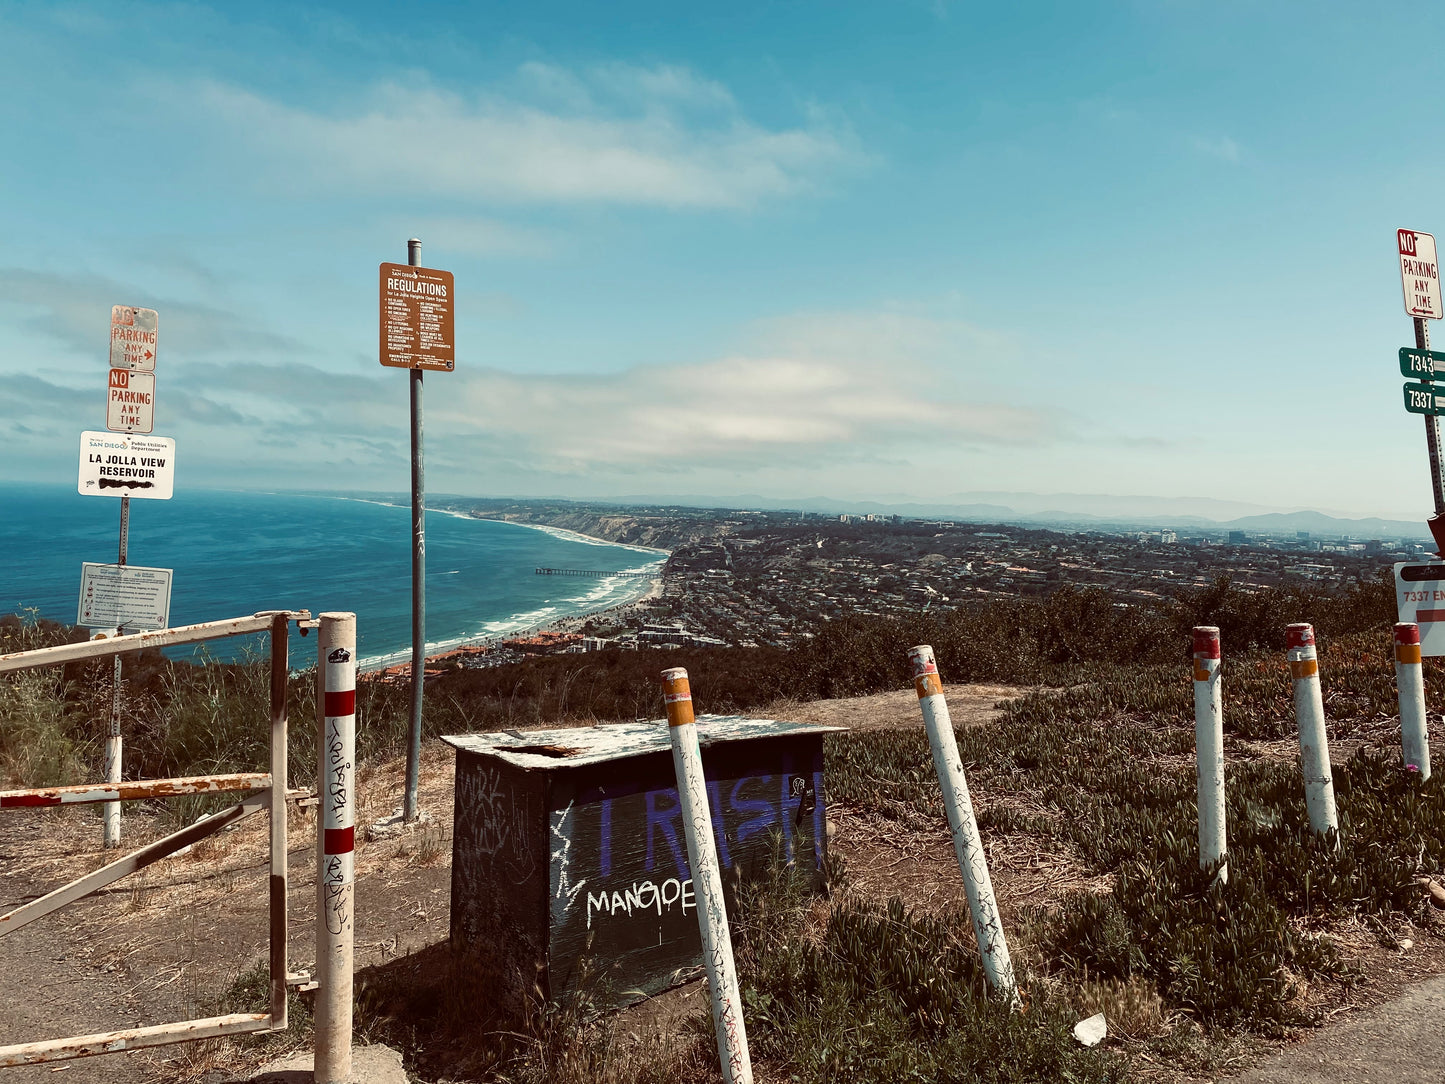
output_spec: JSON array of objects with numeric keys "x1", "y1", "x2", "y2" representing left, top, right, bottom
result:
[{"x1": 0, "y1": 484, "x2": 666, "y2": 668}]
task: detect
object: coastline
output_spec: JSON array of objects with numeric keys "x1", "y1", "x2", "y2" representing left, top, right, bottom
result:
[
  {"x1": 362, "y1": 574, "x2": 666, "y2": 678},
  {"x1": 360, "y1": 513, "x2": 670, "y2": 676}
]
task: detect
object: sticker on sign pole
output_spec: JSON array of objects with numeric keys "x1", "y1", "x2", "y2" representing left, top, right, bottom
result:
[
  {"x1": 110, "y1": 306, "x2": 158, "y2": 370},
  {"x1": 1398, "y1": 229, "x2": 1443, "y2": 320},
  {"x1": 1395, "y1": 562, "x2": 1445, "y2": 655},
  {"x1": 106, "y1": 368, "x2": 155, "y2": 433}
]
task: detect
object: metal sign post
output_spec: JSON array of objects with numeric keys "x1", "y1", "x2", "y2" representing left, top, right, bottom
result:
[
  {"x1": 102, "y1": 497, "x2": 128, "y2": 848},
  {"x1": 407, "y1": 239, "x2": 425, "y2": 827},
  {"x1": 1396, "y1": 229, "x2": 1445, "y2": 553},
  {"x1": 379, "y1": 241, "x2": 455, "y2": 824},
  {"x1": 86, "y1": 308, "x2": 169, "y2": 848}
]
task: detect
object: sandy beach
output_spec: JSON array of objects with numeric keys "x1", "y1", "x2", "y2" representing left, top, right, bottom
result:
[{"x1": 362, "y1": 524, "x2": 669, "y2": 677}]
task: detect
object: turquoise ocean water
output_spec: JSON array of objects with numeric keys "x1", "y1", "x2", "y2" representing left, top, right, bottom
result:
[{"x1": 0, "y1": 484, "x2": 665, "y2": 668}]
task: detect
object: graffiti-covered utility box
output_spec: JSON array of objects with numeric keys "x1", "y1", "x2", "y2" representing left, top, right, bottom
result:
[{"x1": 442, "y1": 715, "x2": 843, "y2": 1010}]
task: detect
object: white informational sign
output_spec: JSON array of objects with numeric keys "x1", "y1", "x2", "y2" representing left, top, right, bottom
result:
[
  {"x1": 106, "y1": 368, "x2": 155, "y2": 433},
  {"x1": 1395, "y1": 562, "x2": 1445, "y2": 655},
  {"x1": 77, "y1": 562, "x2": 172, "y2": 631},
  {"x1": 110, "y1": 306, "x2": 158, "y2": 370},
  {"x1": 78, "y1": 431, "x2": 175, "y2": 499},
  {"x1": 1398, "y1": 229, "x2": 1443, "y2": 320}
]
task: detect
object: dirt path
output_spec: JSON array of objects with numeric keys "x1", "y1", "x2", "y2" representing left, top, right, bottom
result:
[
  {"x1": 768, "y1": 682, "x2": 1026, "y2": 731},
  {"x1": 0, "y1": 745, "x2": 458, "y2": 1083}
]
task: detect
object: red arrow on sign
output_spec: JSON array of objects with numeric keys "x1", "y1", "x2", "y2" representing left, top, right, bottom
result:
[{"x1": 144, "y1": 349, "x2": 154, "y2": 361}]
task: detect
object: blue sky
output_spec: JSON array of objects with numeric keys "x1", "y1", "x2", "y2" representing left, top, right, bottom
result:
[{"x1": 0, "y1": 1, "x2": 1440, "y2": 519}]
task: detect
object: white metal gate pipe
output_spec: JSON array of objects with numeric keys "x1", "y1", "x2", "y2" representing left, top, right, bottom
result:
[
  {"x1": 1394, "y1": 622, "x2": 1432, "y2": 781},
  {"x1": 1286, "y1": 623, "x2": 1339, "y2": 836},
  {"x1": 661, "y1": 668, "x2": 752, "y2": 1084},
  {"x1": 316, "y1": 613, "x2": 356, "y2": 1084},
  {"x1": 1192, "y1": 627, "x2": 1227, "y2": 881},
  {"x1": 907, "y1": 645, "x2": 1017, "y2": 999}
]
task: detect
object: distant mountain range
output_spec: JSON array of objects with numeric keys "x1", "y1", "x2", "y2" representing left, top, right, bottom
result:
[{"x1": 594, "y1": 491, "x2": 1433, "y2": 540}]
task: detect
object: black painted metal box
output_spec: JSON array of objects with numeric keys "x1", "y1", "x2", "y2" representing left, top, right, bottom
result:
[{"x1": 443, "y1": 715, "x2": 843, "y2": 1010}]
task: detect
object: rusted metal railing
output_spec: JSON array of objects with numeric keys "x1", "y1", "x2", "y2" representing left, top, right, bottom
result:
[{"x1": 0, "y1": 609, "x2": 308, "y2": 1068}]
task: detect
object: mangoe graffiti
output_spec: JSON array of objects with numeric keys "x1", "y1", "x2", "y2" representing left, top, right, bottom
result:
[{"x1": 586, "y1": 877, "x2": 694, "y2": 929}]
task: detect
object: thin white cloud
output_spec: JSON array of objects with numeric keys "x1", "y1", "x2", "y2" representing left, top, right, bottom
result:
[
  {"x1": 432, "y1": 352, "x2": 1042, "y2": 473},
  {"x1": 184, "y1": 63, "x2": 856, "y2": 209},
  {"x1": 1190, "y1": 134, "x2": 1241, "y2": 162},
  {"x1": 394, "y1": 216, "x2": 555, "y2": 258},
  {"x1": 0, "y1": 268, "x2": 302, "y2": 361}
]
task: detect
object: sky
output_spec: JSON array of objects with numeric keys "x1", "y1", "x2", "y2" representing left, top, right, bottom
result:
[{"x1": 0, "y1": 1, "x2": 1441, "y2": 520}]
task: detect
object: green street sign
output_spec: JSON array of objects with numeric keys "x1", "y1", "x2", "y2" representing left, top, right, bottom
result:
[
  {"x1": 1404, "y1": 381, "x2": 1445, "y2": 415},
  {"x1": 1400, "y1": 347, "x2": 1445, "y2": 378}
]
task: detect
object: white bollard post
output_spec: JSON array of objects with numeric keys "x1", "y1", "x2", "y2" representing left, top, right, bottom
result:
[
  {"x1": 1192, "y1": 627, "x2": 1227, "y2": 881},
  {"x1": 316, "y1": 613, "x2": 356, "y2": 1084},
  {"x1": 660, "y1": 667, "x2": 752, "y2": 1084},
  {"x1": 1286, "y1": 623, "x2": 1339, "y2": 837},
  {"x1": 907, "y1": 645, "x2": 1017, "y2": 999},
  {"x1": 1394, "y1": 622, "x2": 1432, "y2": 781}
]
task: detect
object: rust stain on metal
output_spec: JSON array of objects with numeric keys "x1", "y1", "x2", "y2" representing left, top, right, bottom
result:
[
  {"x1": 0, "y1": 1013, "x2": 271, "y2": 1066},
  {"x1": 0, "y1": 610, "x2": 310, "y2": 674},
  {"x1": 0, "y1": 772, "x2": 269, "y2": 808}
]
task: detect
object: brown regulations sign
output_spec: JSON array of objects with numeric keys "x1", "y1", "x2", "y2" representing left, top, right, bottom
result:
[{"x1": 379, "y1": 263, "x2": 455, "y2": 370}]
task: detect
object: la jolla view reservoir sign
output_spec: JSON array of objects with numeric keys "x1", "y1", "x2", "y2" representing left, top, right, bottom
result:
[{"x1": 78, "y1": 431, "x2": 176, "y2": 499}]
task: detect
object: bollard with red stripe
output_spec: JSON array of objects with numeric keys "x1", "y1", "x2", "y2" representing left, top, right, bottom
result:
[
  {"x1": 316, "y1": 612, "x2": 355, "y2": 1084},
  {"x1": 1286, "y1": 623, "x2": 1338, "y2": 837},
  {"x1": 1394, "y1": 623, "x2": 1432, "y2": 781},
  {"x1": 1191, "y1": 627, "x2": 1227, "y2": 880}
]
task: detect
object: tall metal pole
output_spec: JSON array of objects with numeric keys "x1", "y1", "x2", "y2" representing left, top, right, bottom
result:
[
  {"x1": 1415, "y1": 318, "x2": 1445, "y2": 520},
  {"x1": 405, "y1": 237, "x2": 425, "y2": 824},
  {"x1": 103, "y1": 495, "x2": 129, "y2": 848},
  {"x1": 267, "y1": 613, "x2": 290, "y2": 1032}
]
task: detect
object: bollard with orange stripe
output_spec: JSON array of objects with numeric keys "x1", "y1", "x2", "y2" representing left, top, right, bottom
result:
[
  {"x1": 660, "y1": 668, "x2": 752, "y2": 1084},
  {"x1": 316, "y1": 612, "x2": 356, "y2": 1084},
  {"x1": 1286, "y1": 623, "x2": 1338, "y2": 836},
  {"x1": 1191, "y1": 627, "x2": 1227, "y2": 880},
  {"x1": 907, "y1": 645, "x2": 1017, "y2": 999},
  {"x1": 1394, "y1": 623, "x2": 1432, "y2": 781}
]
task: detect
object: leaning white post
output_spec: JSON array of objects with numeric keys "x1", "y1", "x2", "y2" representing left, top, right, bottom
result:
[
  {"x1": 316, "y1": 613, "x2": 356, "y2": 1084},
  {"x1": 1286, "y1": 623, "x2": 1339, "y2": 836},
  {"x1": 907, "y1": 645, "x2": 1017, "y2": 999},
  {"x1": 1191, "y1": 627, "x2": 1228, "y2": 881},
  {"x1": 1394, "y1": 622, "x2": 1432, "y2": 781},
  {"x1": 660, "y1": 667, "x2": 752, "y2": 1084}
]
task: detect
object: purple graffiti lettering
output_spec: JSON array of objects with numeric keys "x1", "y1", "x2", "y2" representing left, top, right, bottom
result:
[
  {"x1": 812, "y1": 768, "x2": 826, "y2": 869},
  {"x1": 731, "y1": 775, "x2": 775, "y2": 845},
  {"x1": 705, "y1": 778, "x2": 732, "y2": 869},
  {"x1": 599, "y1": 798, "x2": 612, "y2": 878},
  {"x1": 645, "y1": 787, "x2": 687, "y2": 877}
]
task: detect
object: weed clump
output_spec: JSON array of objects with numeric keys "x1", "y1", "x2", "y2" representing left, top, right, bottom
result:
[{"x1": 734, "y1": 863, "x2": 1125, "y2": 1084}]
